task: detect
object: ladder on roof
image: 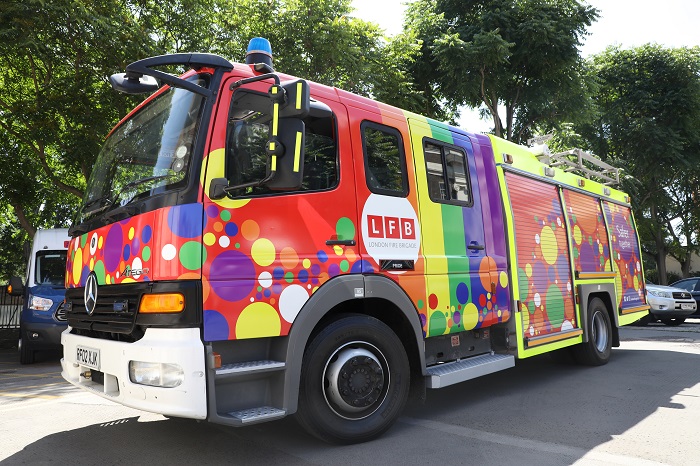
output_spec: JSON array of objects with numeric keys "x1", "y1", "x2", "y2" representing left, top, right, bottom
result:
[{"x1": 535, "y1": 148, "x2": 621, "y2": 186}]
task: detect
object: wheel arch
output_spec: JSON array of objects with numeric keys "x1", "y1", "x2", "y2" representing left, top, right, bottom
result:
[{"x1": 282, "y1": 274, "x2": 425, "y2": 414}]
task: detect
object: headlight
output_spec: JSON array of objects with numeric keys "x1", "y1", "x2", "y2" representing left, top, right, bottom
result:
[
  {"x1": 129, "y1": 361, "x2": 184, "y2": 388},
  {"x1": 28, "y1": 294, "x2": 54, "y2": 311},
  {"x1": 648, "y1": 289, "x2": 672, "y2": 298}
]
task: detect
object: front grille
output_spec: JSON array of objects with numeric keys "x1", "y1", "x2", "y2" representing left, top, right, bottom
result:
[
  {"x1": 66, "y1": 286, "x2": 141, "y2": 335},
  {"x1": 55, "y1": 302, "x2": 68, "y2": 322},
  {"x1": 673, "y1": 291, "x2": 691, "y2": 300}
]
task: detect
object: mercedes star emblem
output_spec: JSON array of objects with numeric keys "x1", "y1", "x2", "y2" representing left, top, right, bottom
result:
[{"x1": 84, "y1": 272, "x2": 98, "y2": 315}]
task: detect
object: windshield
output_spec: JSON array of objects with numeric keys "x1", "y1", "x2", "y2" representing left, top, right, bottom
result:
[
  {"x1": 35, "y1": 250, "x2": 68, "y2": 286},
  {"x1": 76, "y1": 75, "x2": 209, "y2": 223}
]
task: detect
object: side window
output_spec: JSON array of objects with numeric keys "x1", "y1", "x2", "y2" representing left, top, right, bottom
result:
[
  {"x1": 424, "y1": 140, "x2": 472, "y2": 205},
  {"x1": 225, "y1": 89, "x2": 338, "y2": 197},
  {"x1": 362, "y1": 122, "x2": 408, "y2": 197}
]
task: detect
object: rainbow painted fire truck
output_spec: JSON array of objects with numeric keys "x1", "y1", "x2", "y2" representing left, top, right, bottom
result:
[{"x1": 61, "y1": 38, "x2": 649, "y2": 443}]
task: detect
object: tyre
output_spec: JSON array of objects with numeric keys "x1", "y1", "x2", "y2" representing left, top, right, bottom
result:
[
  {"x1": 660, "y1": 318, "x2": 685, "y2": 326},
  {"x1": 296, "y1": 314, "x2": 410, "y2": 444},
  {"x1": 573, "y1": 297, "x2": 612, "y2": 366},
  {"x1": 19, "y1": 337, "x2": 35, "y2": 365}
]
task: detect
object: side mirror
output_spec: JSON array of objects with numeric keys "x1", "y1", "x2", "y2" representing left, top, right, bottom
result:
[
  {"x1": 8, "y1": 276, "x2": 24, "y2": 296},
  {"x1": 273, "y1": 79, "x2": 310, "y2": 118},
  {"x1": 265, "y1": 118, "x2": 305, "y2": 190}
]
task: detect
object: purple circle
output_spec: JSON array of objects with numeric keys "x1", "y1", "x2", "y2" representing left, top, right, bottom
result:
[
  {"x1": 317, "y1": 250, "x2": 328, "y2": 263},
  {"x1": 104, "y1": 225, "x2": 123, "y2": 271},
  {"x1": 456, "y1": 282, "x2": 469, "y2": 304},
  {"x1": 311, "y1": 264, "x2": 321, "y2": 275},
  {"x1": 209, "y1": 250, "x2": 256, "y2": 302},
  {"x1": 225, "y1": 222, "x2": 238, "y2": 236},
  {"x1": 81, "y1": 265, "x2": 90, "y2": 286},
  {"x1": 206, "y1": 205, "x2": 219, "y2": 218},
  {"x1": 203, "y1": 310, "x2": 229, "y2": 341},
  {"x1": 141, "y1": 225, "x2": 152, "y2": 244},
  {"x1": 328, "y1": 263, "x2": 340, "y2": 277},
  {"x1": 311, "y1": 277, "x2": 319, "y2": 285},
  {"x1": 420, "y1": 313, "x2": 427, "y2": 327},
  {"x1": 123, "y1": 244, "x2": 131, "y2": 261},
  {"x1": 132, "y1": 237, "x2": 140, "y2": 255},
  {"x1": 167, "y1": 204, "x2": 202, "y2": 239},
  {"x1": 272, "y1": 283, "x2": 283, "y2": 294},
  {"x1": 256, "y1": 292, "x2": 262, "y2": 300},
  {"x1": 453, "y1": 311, "x2": 461, "y2": 325},
  {"x1": 351, "y1": 260, "x2": 374, "y2": 273}
]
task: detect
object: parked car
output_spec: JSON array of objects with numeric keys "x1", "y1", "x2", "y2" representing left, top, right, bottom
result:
[
  {"x1": 642, "y1": 283, "x2": 696, "y2": 326},
  {"x1": 670, "y1": 278, "x2": 700, "y2": 317}
]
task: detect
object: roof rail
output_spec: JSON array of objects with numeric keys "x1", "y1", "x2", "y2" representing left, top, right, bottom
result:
[{"x1": 535, "y1": 148, "x2": 621, "y2": 186}]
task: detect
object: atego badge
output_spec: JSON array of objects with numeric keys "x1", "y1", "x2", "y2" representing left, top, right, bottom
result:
[{"x1": 84, "y1": 272, "x2": 98, "y2": 315}]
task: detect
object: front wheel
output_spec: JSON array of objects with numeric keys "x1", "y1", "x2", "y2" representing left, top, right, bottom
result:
[
  {"x1": 573, "y1": 297, "x2": 612, "y2": 366},
  {"x1": 296, "y1": 314, "x2": 410, "y2": 444},
  {"x1": 19, "y1": 337, "x2": 35, "y2": 365}
]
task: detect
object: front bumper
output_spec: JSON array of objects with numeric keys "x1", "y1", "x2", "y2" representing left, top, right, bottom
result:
[
  {"x1": 647, "y1": 295, "x2": 696, "y2": 318},
  {"x1": 21, "y1": 321, "x2": 66, "y2": 349},
  {"x1": 61, "y1": 327, "x2": 207, "y2": 419}
]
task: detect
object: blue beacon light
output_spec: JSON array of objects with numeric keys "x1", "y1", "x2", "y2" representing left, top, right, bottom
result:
[{"x1": 246, "y1": 37, "x2": 274, "y2": 73}]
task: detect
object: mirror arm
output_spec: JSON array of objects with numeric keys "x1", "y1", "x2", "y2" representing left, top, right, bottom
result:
[
  {"x1": 209, "y1": 172, "x2": 276, "y2": 200},
  {"x1": 230, "y1": 73, "x2": 280, "y2": 90}
]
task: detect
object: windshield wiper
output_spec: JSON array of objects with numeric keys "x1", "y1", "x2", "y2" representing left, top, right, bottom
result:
[{"x1": 107, "y1": 174, "x2": 177, "y2": 210}]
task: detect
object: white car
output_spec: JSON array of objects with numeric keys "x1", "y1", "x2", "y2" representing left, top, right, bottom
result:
[{"x1": 644, "y1": 283, "x2": 697, "y2": 326}]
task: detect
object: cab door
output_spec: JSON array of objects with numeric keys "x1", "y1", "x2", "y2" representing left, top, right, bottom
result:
[{"x1": 200, "y1": 76, "x2": 359, "y2": 341}]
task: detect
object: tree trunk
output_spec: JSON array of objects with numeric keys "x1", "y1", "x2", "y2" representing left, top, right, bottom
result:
[{"x1": 12, "y1": 203, "x2": 36, "y2": 239}]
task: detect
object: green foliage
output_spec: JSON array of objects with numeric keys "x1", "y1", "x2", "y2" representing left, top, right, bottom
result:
[
  {"x1": 403, "y1": 0, "x2": 598, "y2": 140},
  {"x1": 579, "y1": 45, "x2": 700, "y2": 282}
]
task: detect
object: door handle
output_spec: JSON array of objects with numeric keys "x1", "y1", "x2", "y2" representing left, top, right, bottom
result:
[
  {"x1": 467, "y1": 243, "x2": 485, "y2": 251},
  {"x1": 326, "y1": 239, "x2": 356, "y2": 246}
]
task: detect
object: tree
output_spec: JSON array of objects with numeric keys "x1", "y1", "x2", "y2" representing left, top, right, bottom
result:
[
  {"x1": 403, "y1": 0, "x2": 598, "y2": 141},
  {"x1": 579, "y1": 45, "x2": 700, "y2": 284}
]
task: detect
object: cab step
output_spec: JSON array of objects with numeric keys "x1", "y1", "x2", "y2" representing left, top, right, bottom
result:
[
  {"x1": 215, "y1": 360, "x2": 285, "y2": 380},
  {"x1": 226, "y1": 406, "x2": 286, "y2": 425},
  {"x1": 426, "y1": 353, "x2": 515, "y2": 388}
]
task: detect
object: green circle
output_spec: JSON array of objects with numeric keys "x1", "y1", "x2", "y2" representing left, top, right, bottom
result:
[
  {"x1": 545, "y1": 284, "x2": 565, "y2": 328},
  {"x1": 517, "y1": 268, "x2": 529, "y2": 297},
  {"x1": 257, "y1": 286, "x2": 262, "y2": 292},
  {"x1": 142, "y1": 246, "x2": 151, "y2": 262},
  {"x1": 336, "y1": 217, "x2": 356, "y2": 240},
  {"x1": 284, "y1": 271, "x2": 294, "y2": 283},
  {"x1": 235, "y1": 243, "x2": 240, "y2": 248},
  {"x1": 417, "y1": 299, "x2": 424, "y2": 309},
  {"x1": 81, "y1": 233, "x2": 88, "y2": 248},
  {"x1": 220, "y1": 210, "x2": 231, "y2": 221},
  {"x1": 179, "y1": 241, "x2": 206, "y2": 270},
  {"x1": 429, "y1": 311, "x2": 447, "y2": 336},
  {"x1": 340, "y1": 260, "x2": 349, "y2": 272},
  {"x1": 93, "y1": 260, "x2": 106, "y2": 284}
]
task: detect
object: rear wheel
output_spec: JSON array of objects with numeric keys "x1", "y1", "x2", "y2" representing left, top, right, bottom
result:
[
  {"x1": 573, "y1": 297, "x2": 612, "y2": 366},
  {"x1": 296, "y1": 314, "x2": 410, "y2": 444},
  {"x1": 661, "y1": 318, "x2": 685, "y2": 326}
]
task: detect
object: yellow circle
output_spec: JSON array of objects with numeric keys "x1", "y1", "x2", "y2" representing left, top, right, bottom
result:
[
  {"x1": 521, "y1": 303, "x2": 530, "y2": 329},
  {"x1": 128, "y1": 227, "x2": 135, "y2": 240},
  {"x1": 333, "y1": 245, "x2": 343, "y2": 256},
  {"x1": 203, "y1": 149, "x2": 251, "y2": 209},
  {"x1": 89, "y1": 258, "x2": 94, "y2": 270},
  {"x1": 251, "y1": 238, "x2": 276, "y2": 266},
  {"x1": 573, "y1": 225, "x2": 582, "y2": 245},
  {"x1": 72, "y1": 248, "x2": 83, "y2": 285},
  {"x1": 303, "y1": 258, "x2": 311, "y2": 269},
  {"x1": 462, "y1": 302, "x2": 479, "y2": 330},
  {"x1": 540, "y1": 226, "x2": 558, "y2": 265},
  {"x1": 499, "y1": 271, "x2": 508, "y2": 288},
  {"x1": 236, "y1": 302, "x2": 281, "y2": 338},
  {"x1": 634, "y1": 275, "x2": 639, "y2": 291},
  {"x1": 98, "y1": 236, "x2": 104, "y2": 249},
  {"x1": 312, "y1": 286, "x2": 319, "y2": 293},
  {"x1": 121, "y1": 277, "x2": 136, "y2": 284},
  {"x1": 203, "y1": 232, "x2": 216, "y2": 246},
  {"x1": 599, "y1": 243, "x2": 603, "y2": 254},
  {"x1": 526, "y1": 263, "x2": 532, "y2": 278}
]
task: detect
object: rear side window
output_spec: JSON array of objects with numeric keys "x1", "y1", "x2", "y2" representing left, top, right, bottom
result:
[
  {"x1": 362, "y1": 122, "x2": 408, "y2": 197},
  {"x1": 424, "y1": 140, "x2": 472, "y2": 206}
]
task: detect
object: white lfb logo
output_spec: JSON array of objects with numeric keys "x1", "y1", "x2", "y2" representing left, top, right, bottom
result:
[{"x1": 361, "y1": 194, "x2": 420, "y2": 262}]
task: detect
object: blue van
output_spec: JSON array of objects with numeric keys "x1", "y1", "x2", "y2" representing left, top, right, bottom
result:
[{"x1": 9, "y1": 229, "x2": 69, "y2": 364}]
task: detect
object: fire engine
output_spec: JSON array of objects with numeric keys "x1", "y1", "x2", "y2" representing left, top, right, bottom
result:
[{"x1": 61, "y1": 38, "x2": 649, "y2": 443}]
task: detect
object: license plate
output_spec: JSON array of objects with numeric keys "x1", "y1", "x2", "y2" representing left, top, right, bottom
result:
[
  {"x1": 681, "y1": 303, "x2": 695, "y2": 310},
  {"x1": 76, "y1": 346, "x2": 100, "y2": 371}
]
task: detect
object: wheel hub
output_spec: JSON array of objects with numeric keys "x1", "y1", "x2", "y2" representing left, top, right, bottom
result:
[{"x1": 325, "y1": 346, "x2": 387, "y2": 417}]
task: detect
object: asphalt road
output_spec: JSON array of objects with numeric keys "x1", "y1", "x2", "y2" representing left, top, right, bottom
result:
[{"x1": 1, "y1": 321, "x2": 700, "y2": 465}]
